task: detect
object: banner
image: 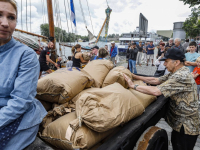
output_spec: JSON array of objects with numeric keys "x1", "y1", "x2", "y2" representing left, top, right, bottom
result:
[{"x1": 70, "y1": 0, "x2": 76, "y2": 27}]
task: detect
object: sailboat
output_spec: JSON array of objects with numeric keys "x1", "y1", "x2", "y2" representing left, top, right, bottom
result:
[{"x1": 13, "y1": 0, "x2": 112, "y2": 64}]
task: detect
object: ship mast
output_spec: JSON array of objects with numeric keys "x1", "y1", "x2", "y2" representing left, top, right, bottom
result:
[{"x1": 46, "y1": 0, "x2": 56, "y2": 49}]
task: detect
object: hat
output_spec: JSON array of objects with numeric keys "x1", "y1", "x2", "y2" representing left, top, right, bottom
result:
[
  {"x1": 92, "y1": 46, "x2": 99, "y2": 49},
  {"x1": 139, "y1": 41, "x2": 142, "y2": 43},
  {"x1": 159, "y1": 48, "x2": 185, "y2": 62},
  {"x1": 111, "y1": 41, "x2": 115, "y2": 44}
]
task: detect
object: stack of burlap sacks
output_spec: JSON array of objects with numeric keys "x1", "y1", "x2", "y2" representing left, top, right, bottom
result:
[{"x1": 36, "y1": 60, "x2": 157, "y2": 150}]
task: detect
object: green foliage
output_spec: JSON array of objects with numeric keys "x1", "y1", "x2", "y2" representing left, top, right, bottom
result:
[
  {"x1": 40, "y1": 23, "x2": 89, "y2": 42},
  {"x1": 180, "y1": 0, "x2": 200, "y2": 7},
  {"x1": 183, "y1": 7, "x2": 200, "y2": 38}
]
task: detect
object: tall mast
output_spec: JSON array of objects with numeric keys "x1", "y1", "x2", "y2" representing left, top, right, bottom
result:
[
  {"x1": 47, "y1": 0, "x2": 56, "y2": 49},
  {"x1": 95, "y1": 17, "x2": 107, "y2": 44}
]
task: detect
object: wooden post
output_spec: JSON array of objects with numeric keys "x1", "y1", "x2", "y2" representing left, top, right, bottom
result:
[
  {"x1": 95, "y1": 17, "x2": 107, "y2": 44},
  {"x1": 46, "y1": 0, "x2": 56, "y2": 49}
]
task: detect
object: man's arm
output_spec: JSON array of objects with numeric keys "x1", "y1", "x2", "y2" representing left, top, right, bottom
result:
[
  {"x1": 46, "y1": 55, "x2": 58, "y2": 67},
  {"x1": 132, "y1": 74, "x2": 161, "y2": 85},
  {"x1": 124, "y1": 74, "x2": 162, "y2": 96}
]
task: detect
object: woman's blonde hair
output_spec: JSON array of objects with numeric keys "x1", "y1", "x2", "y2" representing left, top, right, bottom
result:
[
  {"x1": 196, "y1": 57, "x2": 200, "y2": 62},
  {"x1": 71, "y1": 44, "x2": 81, "y2": 55},
  {"x1": 98, "y1": 48, "x2": 108, "y2": 58},
  {"x1": 1, "y1": 0, "x2": 18, "y2": 18}
]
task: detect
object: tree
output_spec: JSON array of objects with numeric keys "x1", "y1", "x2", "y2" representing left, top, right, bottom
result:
[
  {"x1": 40, "y1": 23, "x2": 89, "y2": 42},
  {"x1": 183, "y1": 7, "x2": 200, "y2": 38},
  {"x1": 180, "y1": 0, "x2": 200, "y2": 7}
]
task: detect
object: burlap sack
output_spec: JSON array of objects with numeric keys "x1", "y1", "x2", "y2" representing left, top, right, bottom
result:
[
  {"x1": 36, "y1": 67, "x2": 94, "y2": 104},
  {"x1": 41, "y1": 112, "x2": 114, "y2": 150},
  {"x1": 102, "y1": 66, "x2": 133, "y2": 88},
  {"x1": 70, "y1": 124, "x2": 115, "y2": 149},
  {"x1": 82, "y1": 52, "x2": 91, "y2": 61},
  {"x1": 129, "y1": 80, "x2": 157, "y2": 108},
  {"x1": 41, "y1": 112, "x2": 75, "y2": 150},
  {"x1": 83, "y1": 60, "x2": 114, "y2": 87},
  {"x1": 71, "y1": 87, "x2": 98, "y2": 104},
  {"x1": 70, "y1": 83, "x2": 145, "y2": 132}
]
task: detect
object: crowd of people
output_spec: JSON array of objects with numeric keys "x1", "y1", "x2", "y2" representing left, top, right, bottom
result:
[{"x1": 1, "y1": 0, "x2": 200, "y2": 149}]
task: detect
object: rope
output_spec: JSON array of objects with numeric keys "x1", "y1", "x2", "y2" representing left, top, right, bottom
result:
[
  {"x1": 86, "y1": 0, "x2": 94, "y2": 35},
  {"x1": 42, "y1": 0, "x2": 44, "y2": 24},
  {"x1": 64, "y1": 0, "x2": 71, "y2": 45},
  {"x1": 21, "y1": 0, "x2": 23, "y2": 30},
  {"x1": 56, "y1": 0, "x2": 64, "y2": 42},
  {"x1": 26, "y1": 0, "x2": 28, "y2": 31},
  {"x1": 30, "y1": 0, "x2": 31, "y2": 32},
  {"x1": 79, "y1": 0, "x2": 87, "y2": 27},
  {"x1": 66, "y1": 0, "x2": 75, "y2": 43},
  {"x1": 106, "y1": 0, "x2": 109, "y2": 6}
]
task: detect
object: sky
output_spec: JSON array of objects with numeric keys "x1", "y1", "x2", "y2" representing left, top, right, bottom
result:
[{"x1": 15, "y1": 0, "x2": 193, "y2": 36}]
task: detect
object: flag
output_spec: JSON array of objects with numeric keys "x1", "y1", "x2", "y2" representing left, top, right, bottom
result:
[{"x1": 70, "y1": 0, "x2": 76, "y2": 27}]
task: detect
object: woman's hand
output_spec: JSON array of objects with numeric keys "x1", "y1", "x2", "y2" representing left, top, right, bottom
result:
[{"x1": 123, "y1": 74, "x2": 134, "y2": 89}]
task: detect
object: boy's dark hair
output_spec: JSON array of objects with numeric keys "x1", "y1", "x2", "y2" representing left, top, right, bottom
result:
[
  {"x1": 68, "y1": 56, "x2": 72, "y2": 60},
  {"x1": 189, "y1": 41, "x2": 196, "y2": 47}
]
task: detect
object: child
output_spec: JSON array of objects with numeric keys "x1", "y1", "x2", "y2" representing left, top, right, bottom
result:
[
  {"x1": 66, "y1": 56, "x2": 73, "y2": 67},
  {"x1": 192, "y1": 56, "x2": 200, "y2": 102},
  {"x1": 91, "y1": 48, "x2": 108, "y2": 61},
  {"x1": 185, "y1": 42, "x2": 200, "y2": 72}
]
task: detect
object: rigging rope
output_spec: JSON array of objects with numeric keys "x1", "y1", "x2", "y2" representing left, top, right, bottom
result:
[
  {"x1": 86, "y1": 0, "x2": 94, "y2": 35},
  {"x1": 30, "y1": 0, "x2": 31, "y2": 32},
  {"x1": 56, "y1": 0, "x2": 64, "y2": 42},
  {"x1": 26, "y1": 0, "x2": 28, "y2": 31},
  {"x1": 66, "y1": 0, "x2": 75, "y2": 43},
  {"x1": 42, "y1": 0, "x2": 44, "y2": 24},
  {"x1": 64, "y1": 0, "x2": 71, "y2": 45},
  {"x1": 106, "y1": 0, "x2": 109, "y2": 6},
  {"x1": 21, "y1": 0, "x2": 23, "y2": 30},
  {"x1": 79, "y1": 0, "x2": 87, "y2": 27}
]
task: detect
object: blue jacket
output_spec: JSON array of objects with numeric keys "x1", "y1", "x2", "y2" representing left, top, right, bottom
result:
[
  {"x1": 0, "y1": 38, "x2": 47, "y2": 147},
  {"x1": 110, "y1": 46, "x2": 118, "y2": 58}
]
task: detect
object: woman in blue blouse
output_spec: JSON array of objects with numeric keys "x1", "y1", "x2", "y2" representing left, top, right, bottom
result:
[{"x1": 0, "y1": 1, "x2": 46, "y2": 149}]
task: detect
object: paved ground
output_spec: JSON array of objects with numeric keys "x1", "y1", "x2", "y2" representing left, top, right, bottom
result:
[{"x1": 117, "y1": 53, "x2": 200, "y2": 150}]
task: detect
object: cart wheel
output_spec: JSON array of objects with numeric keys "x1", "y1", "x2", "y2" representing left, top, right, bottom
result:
[{"x1": 134, "y1": 126, "x2": 168, "y2": 150}]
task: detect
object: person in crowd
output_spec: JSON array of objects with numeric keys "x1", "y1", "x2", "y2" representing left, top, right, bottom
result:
[
  {"x1": 56, "y1": 57, "x2": 62, "y2": 69},
  {"x1": 154, "y1": 46, "x2": 170, "y2": 77},
  {"x1": 191, "y1": 56, "x2": 200, "y2": 102},
  {"x1": 124, "y1": 48, "x2": 199, "y2": 150},
  {"x1": 71, "y1": 44, "x2": 88, "y2": 68},
  {"x1": 39, "y1": 42, "x2": 58, "y2": 78},
  {"x1": 156, "y1": 40, "x2": 163, "y2": 59},
  {"x1": 141, "y1": 42, "x2": 147, "y2": 64},
  {"x1": 66, "y1": 56, "x2": 73, "y2": 67},
  {"x1": 146, "y1": 41, "x2": 155, "y2": 66},
  {"x1": 127, "y1": 43, "x2": 138, "y2": 73},
  {"x1": 90, "y1": 45, "x2": 99, "y2": 61},
  {"x1": 96, "y1": 48, "x2": 108, "y2": 59},
  {"x1": 183, "y1": 39, "x2": 190, "y2": 52},
  {"x1": 110, "y1": 41, "x2": 118, "y2": 66},
  {"x1": 157, "y1": 42, "x2": 165, "y2": 58},
  {"x1": 185, "y1": 41, "x2": 200, "y2": 72},
  {"x1": 171, "y1": 38, "x2": 185, "y2": 53},
  {"x1": 104, "y1": 45, "x2": 110, "y2": 60},
  {"x1": 0, "y1": 1, "x2": 47, "y2": 149},
  {"x1": 136, "y1": 41, "x2": 143, "y2": 66},
  {"x1": 165, "y1": 38, "x2": 175, "y2": 48}
]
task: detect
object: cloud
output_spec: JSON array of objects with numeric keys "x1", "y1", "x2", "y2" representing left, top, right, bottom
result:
[{"x1": 15, "y1": 0, "x2": 192, "y2": 36}]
